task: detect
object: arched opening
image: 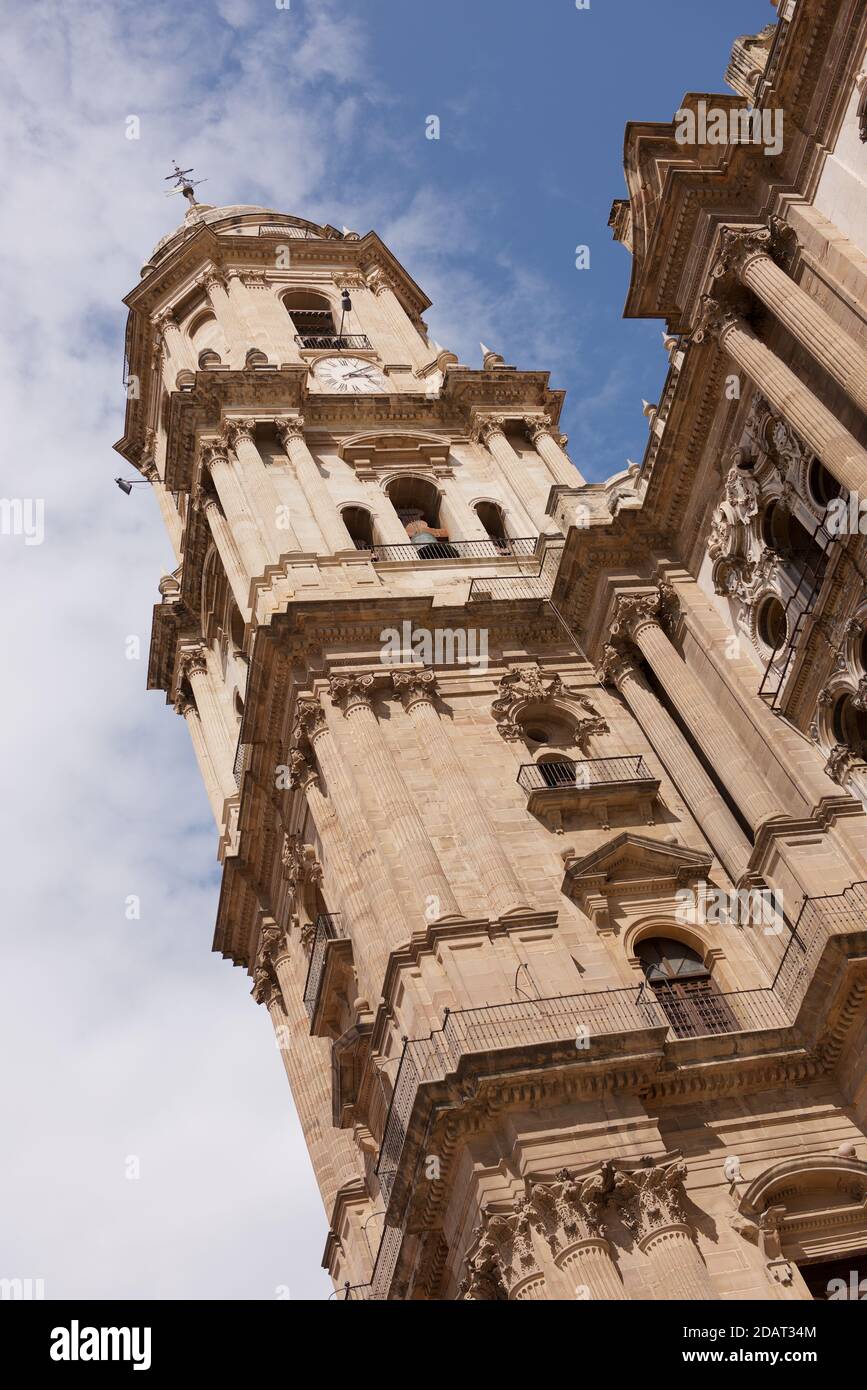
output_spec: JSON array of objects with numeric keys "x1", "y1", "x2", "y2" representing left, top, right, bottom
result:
[
  {"x1": 187, "y1": 311, "x2": 228, "y2": 364},
  {"x1": 282, "y1": 290, "x2": 338, "y2": 348},
  {"x1": 475, "y1": 500, "x2": 510, "y2": 551},
  {"x1": 859, "y1": 628, "x2": 867, "y2": 676},
  {"x1": 832, "y1": 693, "x2": 867, "y2": 759},
  {"x1": 807, "y1": 456, "x2": 842, "y2": 510},
  {"x1": 637, "y1": 936, "x2": 736, "y2": 1039},
  {"x1": 234, "y1": 691, "x2": 245, "y2": 719},
  {"x1": 341, "y1": 505, "x2": 375, "y2": 551},
  {"x1": 762, "y1": 502, "x2": 826, "y2": 582},
  {"x1": 535, "y1": 752, "x2": 578, "y2": 788},
  {"x1": 229, "y1": 605, "x2": 245, "y2": 654},
  {"x1": 385, "y1": 477, "x2": 458, "y2": 557},
  {"x1": 756, "y1": 594, "x2": 788, "y2": 654}
]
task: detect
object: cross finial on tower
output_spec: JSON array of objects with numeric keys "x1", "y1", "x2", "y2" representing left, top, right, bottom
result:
[{"x1": 163, "y1": 160, "x2": 207, "y2": 208}]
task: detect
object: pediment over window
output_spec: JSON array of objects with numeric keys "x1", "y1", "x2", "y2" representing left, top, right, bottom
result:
[
  {"x1": 339, "y1": 430, "x2": 451, "y2": 474},
  {"x1": 564, "y1": 832, "x2": 713, "y2": 908}
]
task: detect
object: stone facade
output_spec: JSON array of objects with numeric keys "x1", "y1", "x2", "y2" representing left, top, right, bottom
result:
[{"x1": 118, "y1": 0, "x2": 867, "y2": 1300}]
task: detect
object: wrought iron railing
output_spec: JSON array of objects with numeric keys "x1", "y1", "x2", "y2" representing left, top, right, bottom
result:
[
  {"x1": 365, "y1": 537, "x2": 537, "y2": 563},
  {"x1": 303, "y1": 914, "x2": 346, "y2": 1021},
  {"x1": 517, "y1": 755, "x2": 653, "y2": 793},
  {"x1": 233, "y1": 739, "x2": 252, "y2": 791},
  {"x1": 294, "y1": 333, "x2": 373, "y2": 351},
  {"x1": 757, "y1": 518, "x2": 835, "y2": 711},
  {"x1": 368, "y1": 880, "x2": 867, "y2": 1296}
]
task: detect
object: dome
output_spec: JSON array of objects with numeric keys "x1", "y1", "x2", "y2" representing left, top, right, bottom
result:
[{"x1": 146, "y1": 203, "x2": 334, "y2": 268}]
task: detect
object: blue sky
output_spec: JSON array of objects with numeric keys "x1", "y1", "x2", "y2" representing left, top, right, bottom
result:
[{"x1": 0, "y1": 0, "x2": 771, "y2": 1301}]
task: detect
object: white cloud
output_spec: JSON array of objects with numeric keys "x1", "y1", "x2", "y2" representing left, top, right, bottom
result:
[{"x1": 0, "y1": 0, "x2": 378, "y2": 1301}]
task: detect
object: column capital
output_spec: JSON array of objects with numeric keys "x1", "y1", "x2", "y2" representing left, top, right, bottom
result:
[
  {"x1": 471, "y1": 414, "x2": 509, "y2": 446},
  {"x1": 151, "y1": 306, "x2": 178, "y2": 333},
  {"x1": 139, "y1": 457, "x2": 160, "y2": 485},
  {"x1": 330, "y1": 673, "x2": 376, "y2": 714},
  {"x1": 692, "y1": 293, "x2": 744, "y2": 345},
  {"x1": 197, "y1": 262, "x2": 228, "y2": 294},
  {"x1": 713, "y1": 224, "x2": 774, "y2": 280},
  {"x1": 223, "y1": 416, "x2": 259, "y2": 446},
  {"x1": 366, "y1": 265, "x2": 397, "y2": 297},
  {"x1": 199, "y1": 437, "x2": 232, "y2": 473},
  {"x1": 524, "y1": 412, "x2": 555, "y2": 443},
  {"x1": 293, "y1": 697, "x2": 328, "y2": 746},
  {"x1": 252, "y1": 960, "x2": 279, "y2": 1009},
  {"x1": 612, "y1": 1159, "x2": 692, "y2": 1245},
  {"x1": 274, "y1": 415, "x2": 306, "y2": 446},
  {"x1": 597, "y1": 642, "x2": 639, "y2": 688},
  {"x1": 174, "y1": 690, "x2": 196, "y2": 718},
  {"x1": 392, "y1": 669, "x2": 438, "y2": 710},
  {"x1": 610, "y1": 590, "x2": 663, "y2": 642},
  {"x1": 178, "y1": 644, "x2": 209, "y2": 682}
]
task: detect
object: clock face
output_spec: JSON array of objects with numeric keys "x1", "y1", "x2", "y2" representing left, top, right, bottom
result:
[{"x1": 313, "y1": 356, "x2": 390, "y2": 395}]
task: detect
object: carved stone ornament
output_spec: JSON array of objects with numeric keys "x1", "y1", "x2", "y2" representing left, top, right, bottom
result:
[
  {"x1": 609, "y1": 590, "x2": 662, "y2": 642},
  {"x1": 391, "y1": 669, "x2": 438, "y2": 709},
  {"x1": 596, "y1": 642, "x2": 637, "y2": 689},
  {"x1": 724, "y1": 465, "x2": 760, "y2": 526},
  {"x1": 692, "y1": 293, "x2": 742, "y2": 345},
  {"x1": 612, "y1": 1159, "x2": 692, "y2": 1241},
  {"x1": 491, "y1": 666, "x2": 607, "y2": 745},
  {"x1": 281, "y1": 833, "x2": 323, "y2": 888},
  {"x1": 459, "y1": 1205, "x2": 537, "y2": 1300},
  {"x1": 330, "y1": 673, "x2": 376, "y2": 714}
]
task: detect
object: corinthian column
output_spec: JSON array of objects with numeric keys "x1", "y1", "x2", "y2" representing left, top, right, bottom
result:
[
  {"x1": 140, "y1": 458, "x2": 183, "y2": 556},
  {"x1": 695, "y1": 297, "x2": 867, "y2": 497},
  {"x1": 224, "y1": 418, "x2": 300, "y2": 558},
  {"x1": 525, "y1": 415, "x2": 586, "y2": 487},
  {"x1": 391, "y1": 671, "x2": 529, "y2": 918},
  {"x1": 598, "y1": 644, "x2": 753, "y2": 881},
  {"x1": 473, "y1": 417, "x2": 548, "y2": 533},
  {"x1": 255, "y1": 938, "x2": 362, "y2": 1219},
  {"x1": 527, "y1": 1169, "x2": 626, "y2": 1301},
  {"x1": 151, "y1": 307, "x2": 198, "y2": 375},
  {"x1": 175, "y1": 693, "x2": 226, "y2": 826},
  {"x1": 715, "y1": 226, "x2": 867, "y2": 417},
  {"x1": 611, "y1": 590, "x2": 782, "y2": 830},
  {"x1": 197, "y1": 264, "x2": 248, "y2": 366},
  {"x1": 194, "y1": 487, "x2": 251, "y2": 619},
  {"x1": 178, "y1": 646, "x2": 236, "y2": 802},
  {"x1": 275, "y1": 417, "x2": 355, "y2": 553},
  {"x1": 618, "y1": 1160, "x2": 718, "y2": 1300},
  {"x1": 288, "y1": 730, "x2": 388, "y2": 1009},
  {"x1": 293, "y1": 697, "x2": 406, "y2": 986},
  {"x1": 202, "y1": 441, "x2": 270, "y2": 580},
  {"x1": 330, "y1": 675, "x2": 464, "y2": 927}
]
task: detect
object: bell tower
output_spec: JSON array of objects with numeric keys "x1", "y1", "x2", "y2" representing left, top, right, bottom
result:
[{"x1": 118, "y1": 194, "x2": 809, "y2": 1302}]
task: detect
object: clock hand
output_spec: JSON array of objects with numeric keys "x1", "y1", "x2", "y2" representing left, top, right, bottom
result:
[{"x1": 344, "y1": 368, "x2": 376, "y2": 378}]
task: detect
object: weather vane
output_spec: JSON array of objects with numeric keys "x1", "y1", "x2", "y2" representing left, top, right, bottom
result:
[{"x1": 163, "y1": 160, "x2": 207, "y2": 208}]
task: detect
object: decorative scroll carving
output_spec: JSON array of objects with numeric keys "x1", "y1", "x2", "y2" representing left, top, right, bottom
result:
[
  {"x1": 611, "y1": 1159, "x2": 691, "y2": 1241},
  {"x1": 281, "y1": 833, "x2": 323, "y2": 888},
  {"x1": 491, "y1": 666, "x2": 607, "y2": 745},
  {"x1": 391, "y1": 669, "x2": 438, "y2": 709},
  {"x1": 329, "y1": 674, "x2": 376, "y2": 714}
]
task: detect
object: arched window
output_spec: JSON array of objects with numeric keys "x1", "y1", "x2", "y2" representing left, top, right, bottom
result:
[
  {"x1": 475, "y1": 500, "x2": 510, "y2": 551},
  {"x1": 342, "y1": 505, "x2": 375, "y2": 551},
  {"x1": 536, "y1": 754, "x2": 578, "y2": 788},
  {"x1": 756, "y1": 594, "x2": 787, "y2": 654},
  {"x1": 637, "y1": 937, "x2": 736, "y2": 1039},
  {"x1": 283, "y1": 290, "x2": 337, "y2": 348},
  {"x1": 807, "y1": 457, "x2": 842, "y2": 511},
  {"x1": 385, "y1": 477, "x2": 458, "y2": 557},
  {"x1": 832, "y1": 693, "x2": 867, "y2": 759},
  {"x1": 762, "y1": 502, "x2": 826, "y2": 583},
  {"x1": 187, "y1": 311, "x2": 228, "y2": 364}
]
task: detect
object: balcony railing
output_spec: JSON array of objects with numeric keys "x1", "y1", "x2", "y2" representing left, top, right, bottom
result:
[
  {"x1": 361, "y1": 537, "x2": 538, "y2": 563},
  {"x1": 294, "y1": 333, "x2": 373, "y2": 351},
  {"x1": 303, "y1": 914, "x2": 346, "y2": 1021},
  {"x1": 375, "y1": 982, "x2": 795, "y2": 1203},
  {"x1": 517, "y1": 755, "x2": 653, "y2": 793}
]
